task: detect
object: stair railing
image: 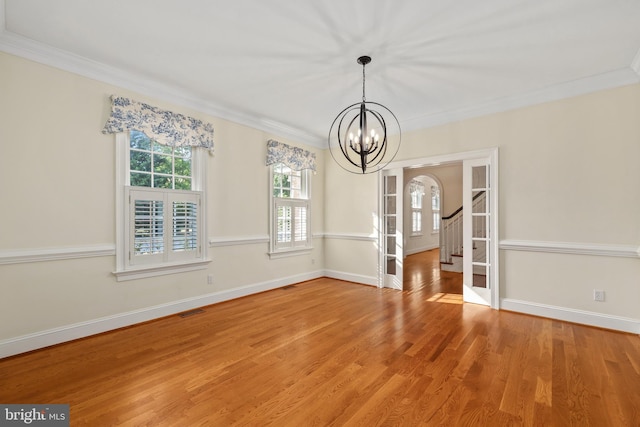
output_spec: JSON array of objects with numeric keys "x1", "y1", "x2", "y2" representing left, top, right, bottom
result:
[{"x1": 440, "y1": 191, "x2": 485, "y2": 264}]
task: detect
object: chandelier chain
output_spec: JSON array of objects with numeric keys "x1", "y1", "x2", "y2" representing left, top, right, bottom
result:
[{"x1": 362, "y1": 63, "x2": 366, "y2": 102}]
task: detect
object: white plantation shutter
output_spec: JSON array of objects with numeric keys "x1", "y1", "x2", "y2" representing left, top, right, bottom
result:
[
  {"x1": 274, "y1": 199, "x2": 309, "y2": 250},
  {"x1": 170, "y1": 192, "x2": 201, "y2": 261},
  {"x1": 172, "y1": 201, "x2": 198, "y2": 251},
  {"x1": 410, "y1": 181, "x2": 424, "y2": 235},
  {"x1": 276, "y1": 204, "x2": 292, "y2": 245},
  {"x1": 294, "y1": 205, "x2": 308, "y2": 246},
  {"x1": 412, "y1": 211, "x2": 422, "y2": 234},
  {"x1": 431, "y1": 186, "x2": 441, "y2": 232},
  {"x1": 127, "y1": 188, "x2": 201, "y2": 265},
  {"x1": 129, "y1": 190, "x2": 165, "y2": 265}
]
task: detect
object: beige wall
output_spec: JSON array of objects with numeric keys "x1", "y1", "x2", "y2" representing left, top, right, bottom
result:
[
  {"x1": 1, "y1": 50, "x2": 639, "y2": 351},
  {"x1": 325, "y1": 82, "x2": 640, "y2": 322},
  {"x1": 0, "y1": 52, "x2": 324, "y2": 342}
]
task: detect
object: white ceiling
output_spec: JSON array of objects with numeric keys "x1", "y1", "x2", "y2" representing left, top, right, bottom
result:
[{"x1": 2, "y1": 0, "x2": 640, "y2": 147}]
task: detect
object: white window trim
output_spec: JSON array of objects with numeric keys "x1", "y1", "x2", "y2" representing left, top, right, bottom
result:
[
  {"x1": 114, "y1": 132, "x2": 210, "y2": 281},
  {"x1": 268, "y1": 165, "x2": 312, "y2": 258}
]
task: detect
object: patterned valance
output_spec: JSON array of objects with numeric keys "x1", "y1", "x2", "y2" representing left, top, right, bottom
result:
[
  {"x1": 102, "y1": 96, "x2": 214, "y2": 152},
  {"x1": 409, "y1": 180, "x2": 425, "y2": 195},
  {"x1": 266, "y1": 139, "x2": 316, "y2": 171}
]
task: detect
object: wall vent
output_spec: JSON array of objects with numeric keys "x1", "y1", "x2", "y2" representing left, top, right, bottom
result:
[{"x1": 179, "y1": 309, "x2": 204, "y2": 318}]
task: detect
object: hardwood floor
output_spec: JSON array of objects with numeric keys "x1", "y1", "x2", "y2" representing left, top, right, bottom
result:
[{"x1": 1, "y1": 249, "x2": 639, "y2": 426}]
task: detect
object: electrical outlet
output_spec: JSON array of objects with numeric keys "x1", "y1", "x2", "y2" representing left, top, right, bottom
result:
[
  {"x1": 207, "y1": 274, "x2": 214, "y2": 285},
  {"x1": 593, "y1": 289, "x2": 605, "y2": 302}
]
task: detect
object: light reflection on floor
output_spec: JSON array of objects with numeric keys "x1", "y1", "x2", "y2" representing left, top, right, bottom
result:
[
  {"x1": 426, "y1": 292, "x2": 463, "y2": 304},
  {"x1": 403, "y1": 249, "x2": 463, "y2": 303}
]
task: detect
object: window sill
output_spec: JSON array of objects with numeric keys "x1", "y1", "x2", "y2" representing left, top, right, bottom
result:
[
  {"x1": 410, "y1": 233, "x2": 424, "y2": 237},
  {"x1": 268, "y1": 247, "x2": 313, "y2": 259},
  {"x1": 113, "y1": 259, "x2": 212, "y2": 282}
]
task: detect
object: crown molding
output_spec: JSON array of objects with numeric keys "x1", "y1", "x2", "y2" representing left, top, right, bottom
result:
[
  {"x1": 0, "y1": 26, "x2": 324, "y2": 148},
  {"x1": 400, "y1": 67, "x2": 640, "y2": 133},
  {"x1": 1, "y1": 0, "x2": 639, "y2": 148}
]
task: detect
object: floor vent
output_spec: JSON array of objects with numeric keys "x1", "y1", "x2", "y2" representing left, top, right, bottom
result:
[
  {"x1": 282, "y1": 285, "x2": 296, "y2": 290},
  {"x1": 179, "y1": 309, "x2": 204, "y2": 318}
]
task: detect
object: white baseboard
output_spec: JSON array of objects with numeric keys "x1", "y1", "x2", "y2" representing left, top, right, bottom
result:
[
  {"x1": 7, "y1": 275, "x2": 635, "y2": 359},
  {"x1": 405, "y1": 244, "x2": 439, "y2": 256},
  {"x1": 501, "y1": 298, "x2": 640, "y2": 334},
  {"x1": 323, "y1": 270, "x2": 378, "y2": 287},
  {"x1": 0, "y1": 270, "x2": 324, "y2": 359}
]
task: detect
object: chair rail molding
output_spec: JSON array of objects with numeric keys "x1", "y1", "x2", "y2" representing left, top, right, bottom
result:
[
  {"x1": 321, "y1": 232, "x2": 377, "y2": 242},
  {"x1": 208, "y1": 235, "x2": 270, "y2": 247},
  {"x1": 0, "y1": 245, "x2": 116, "y2": 265},
  {"x1": 499, "y1": 239, "x2": 640, "y2": 258}
]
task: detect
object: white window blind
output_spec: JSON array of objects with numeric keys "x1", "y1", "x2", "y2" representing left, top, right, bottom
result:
[{"x1": 127, "y1": 188, "x2": 202, "y2": 266}]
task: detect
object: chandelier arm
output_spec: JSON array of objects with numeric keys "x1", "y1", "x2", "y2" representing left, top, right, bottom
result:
[
  {"x1": 363, "y1": 109, "x2": 388, "y2": 165},
  {"x1": 339, "y1": 116, "x2": 361, "y2": 167},
  {"x1": 333, "y1": 105, "x2": 365, "y2": 169},
  {"x1": 346, "y1": 114, "x2": 361, "y2": 155}
]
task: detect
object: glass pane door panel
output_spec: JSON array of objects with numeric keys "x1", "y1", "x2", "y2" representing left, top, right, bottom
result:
[
  {"x1": 472, "y1": 165, "x2": 487, "y2": 188},
  {"x1": 472, "y1": 190, "x2": 486, "y2": 213},
  {"x1": 386, "y1": 176, "x2": 397, "y2": 194},
  {"x1": 386, "y1": 256, "x2": 396, "y2": 275},
  {"x1": 472, "y1": 239, "x2": 487, "y2": 264},
  {"x1": 386, "y1": 216, "x2": 396, "y2": 234},
  {"x1": 473, "y1": 265, "x2": 488, "y2": 288},
  {"x1": 385, "y1": 195, "x2": 396, "y2": 215},
  {"x1": 387, "y1": 236, "x2": 396, "y2": 255},
  {"x1": 472, "y1": 215, "x2": 487, "y2": 238}
]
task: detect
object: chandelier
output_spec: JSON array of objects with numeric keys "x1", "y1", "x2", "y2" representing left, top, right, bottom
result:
[{"x1": 328, "y1": 56, "x2": 401, "y2": 174}]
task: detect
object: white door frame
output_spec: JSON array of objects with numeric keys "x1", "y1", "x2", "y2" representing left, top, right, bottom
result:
[{"x1": 380, "y1": 148, "x2": 500, "y2": 308}]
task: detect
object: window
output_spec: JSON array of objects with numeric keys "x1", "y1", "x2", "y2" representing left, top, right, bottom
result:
[
  {"x1": 431, "y1": 185, "x2": 441, "y2": 233},
  {"x1": 115, "y1": 130, "x2": 208, "y2": 280},
  {"x1": 270, "y1": 163, "x2": 311, "y2": 255},
  {"x1": 410, "y1": 181, "x2": 424, "y2": 235},
  {"x1": 129, "y1": 130, "x2": 193, "y2": 190}
]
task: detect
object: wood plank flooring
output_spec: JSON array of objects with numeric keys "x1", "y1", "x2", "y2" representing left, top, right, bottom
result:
[{"x1": 1, "y1": 249, "x2": 639, "y2": 426}]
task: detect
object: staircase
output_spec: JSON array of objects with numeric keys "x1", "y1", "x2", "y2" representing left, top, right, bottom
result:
[{"x1": 440, "y1": 191, "x2": 486, "y2": 273}]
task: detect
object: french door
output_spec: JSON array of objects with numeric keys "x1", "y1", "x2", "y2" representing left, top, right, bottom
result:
[
  {"x1": 381, "y1": 168, "x2": 403, "y2": 289},
  {"x1": 379, "y1": 148, "x2": 499, "y2": 306},
  {"x1": 463, "y1": 157, "x2": 496, "y2": 306}
]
